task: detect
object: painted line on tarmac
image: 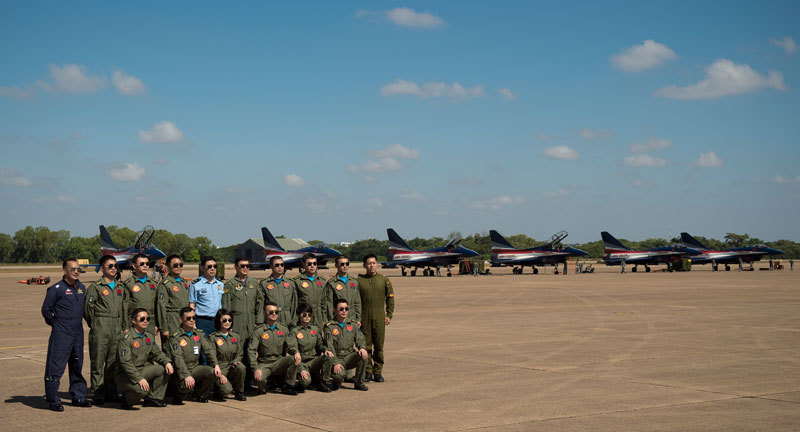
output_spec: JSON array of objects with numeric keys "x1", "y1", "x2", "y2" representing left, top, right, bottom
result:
[{"x1": 0, "y1": 344, "x2": 47, "y2": 350}]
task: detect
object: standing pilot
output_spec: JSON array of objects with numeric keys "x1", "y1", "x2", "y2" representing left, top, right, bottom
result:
[{"x1": 41, "y1": 258, "x2": 91, "y2": 411}]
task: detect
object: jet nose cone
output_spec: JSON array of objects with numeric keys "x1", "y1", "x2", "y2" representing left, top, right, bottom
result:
[
  {"x1": 463, "y1": 247, "x2": 479, "y2": 257},
  {"x1": 152, "y1": 248, "x2": 166, "y2": 259},
  {"x1": 567, "y1": 247, "x2": 588, "y2": 256}
]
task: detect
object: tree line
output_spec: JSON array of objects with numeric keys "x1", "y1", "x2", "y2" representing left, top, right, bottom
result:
[{"x1": 0, "y1": 226, "x2": 798, "y2": 264}]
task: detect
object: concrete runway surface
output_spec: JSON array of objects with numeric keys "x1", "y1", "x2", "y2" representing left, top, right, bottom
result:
[{"x1": 1, "y1": 264, "x2": 798, "y2": 431}]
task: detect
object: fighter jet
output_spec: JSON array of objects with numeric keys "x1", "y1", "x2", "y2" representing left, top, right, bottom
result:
[
  {"x1": 601, "y1": 231, "x2": 700, "y2": 272},
  {"x1": 86, "y1": 225, "x2": 166, "y2": 272},
  {"x1": 384, "y1": 228, "x2": 478, "y2": 276},
  {"x1": 249, "y1": 227, "x2": 342, "y2": 271},
  {"x1": 680, "y1": 232, "x2": 784, "y2": 271},
  {"x1": 490, "y1": 230, "x2": 588, "y2": 274}
]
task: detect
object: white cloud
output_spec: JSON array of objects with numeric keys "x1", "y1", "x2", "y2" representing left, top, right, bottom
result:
[
  {"x1": 138, "y1": 121, "x2": 185, "y2": 143},
  {"x1": 385, "y1": 7, "x2": 445, "y2": 28},
  {"x1": 770, "y1": 37, "x2": 797, "y2": 56},
  {"x1": 40, "y1": 64, "x2": 107, "y2": 93},
  {"x1": 632, "y1": 179, "x2": 653, "y2": 188},
  {"x1": 655, "y1": 59, "x2": 788, "y2": 100},
  {"x1": 773, "y1": 175, "x2": 800, "y2": 184},
  {"x1": 0, "y1": 85, "x2": 36, "y2": 100},
  {"x1": 611, "y1": 40, "x2": 677, "y2": 72},
  {"x1": 367, "y1": 198, "x2": 383, "y2": 207},
  {"x1": 369, "y1": 143, "x2": 419, "y2": 160},
  {"x1": 498, "y1": 88, "x2": 517, "y2": 100},
  {"x1": 471, "y1": 195, "x2": 523, "y2": 210},
  {"x1": 0, "y1": 168, "x2": 32, "y2": 187},
  {"x1": 578, "y1": 128, "x2": 614, "y2": 140},
  {"x1": 693, "y1": 151, "x2": 723, "y2": 168},
  {"x1": 107, "y1": 163, "x2": 146, "y2": 182},
  {"x1": 400, "y1": 192, "x2": 425, "y2": 201},
  {"x1": 348, "y1": 157, "x2": 404, "y2": 173},
  {"x1": 542, "y1": 188, "x2": 573, "y2": 199},
  {"x1": 630, "y1": 137, "x2": 673, "y2": 153},
  {"x1": 381, "y1": 79, "x2": 484, "y2": 100},
  {"x1": 543, "y1": 145, "x2": 579, "y2": 160},
  {"x1": 283, "y1": 174, "x2": 305, "y2": 188},
  {"x1": 624, "y1": 154, "x2": 667, "y2": 167},
  {"x1": 112, "y1": 69, "x2": 146, "y2": 95}
]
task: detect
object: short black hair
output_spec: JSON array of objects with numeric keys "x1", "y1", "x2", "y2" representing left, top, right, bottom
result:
[
  {"x1": 130, "y1": 307, "x2": 148, "y2": 319},
  {"x1": 269, "y1": 255, "x2": 284, "y2": 265},
  {"x1": 363, "y1": 253, "x2": 378, "y2": 264},
  {"x1": 234, "y1": 257, "x2": 249, "y2": 266},
  {"x1": 201, "y1": 256, "x2": 216, "y2": 268},
  {"x1": 214, "y1": 308, "x2": 232, "y2": 330},
  {"x1": 62, "y1": 258, "x2": 78, "y2": 269},
  {"x1": 99, "y1": 254, "x2": 116, "y2": 268},
  {"x1": 179, "y1": 306, "x2": 194, "y2": 317},
  {"x1": 132, "y1": 253, "x2": 148, "y2": 265},
  {"x1": 263, "y1": 301, "x2": 278, "y2": 310},
  {"x1": 296, "y1": 302, "x2": 313, "y2": 316},
  {"x1": 302, "y1": 253, "x2": 317, "y2": 264},
  {"x1": 335, "y1": 255, "x2": 349, "y2": 264},
  {"x1": 333, "y1": 298, "x2": 348, "y2": 309},
  {"x1": 166, "y1": 255, "x2": 182, "y2": 266}
]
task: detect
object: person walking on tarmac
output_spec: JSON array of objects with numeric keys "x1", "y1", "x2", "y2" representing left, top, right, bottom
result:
[
  {"x1": 357, "y1": 254, "x2": 394, "y2": 383},
  {"x1": 294, "y1": 253, "x2": 328, "y2": 327},
  {"x1": 123, "y1": 253, "x2": 159, "y2": 335},
  {"x1": 84, "y1": 255, "x2": 127, "y2": 405},
  {"x1": 41, "y1": 259, "x2": 91, "y2": 411}
]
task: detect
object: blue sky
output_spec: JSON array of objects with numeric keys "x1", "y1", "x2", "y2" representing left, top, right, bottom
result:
[{"x1": 1, "y1": 1, "x2": 798, "y2": 246}]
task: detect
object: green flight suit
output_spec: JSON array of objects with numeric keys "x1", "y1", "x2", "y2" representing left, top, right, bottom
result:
[
  {"x1": 85, "y1": 278, "x2": 128, "y2": 400},
  {"x1": 221, "y1": 277, "x2": 260, "y2": 341},
  {"x1": 323, "y1": 320, "x2": 367, "y2": 385},
  {"x1": 290, "y1": 324, "x2": 329, "y2": 388},
  {"x1": 156, "y1": 276, "x2": 190, "y2": 338},
  {"x1": 122, "y1": 275, "x2": 158, "y2": 334},
  {"x1": 247, "y1": 323, "x2": 299, "y2": 390},
  {"x1": 294, "y1": 273, "x2": 328, "y2": 327},
  {"x1": 208, "y1": 331, "x2": 245, "y2": 396},
  {"x1": 357, "y1": 273, "x2": 394, "y2": 375},
  {"x1": 325, "y1": 276, "x2": 362, "y2": 322},
  {"x1": 169, "y1": 328, "x2": 218, "y2": 399},
  {"x1": 115, "y1": 328, "x2": 172, "y2": 405},
  {"x1": 257, "y1": 276, "x2": 297, "y2": 327}
]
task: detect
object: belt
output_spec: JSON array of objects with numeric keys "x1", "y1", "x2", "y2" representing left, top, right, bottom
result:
[{"x1": 196, "y1": 315, "x2": 214, "y2": 320}]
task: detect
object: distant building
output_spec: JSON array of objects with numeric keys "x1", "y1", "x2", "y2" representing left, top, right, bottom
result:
[
  {"x1": 233, "y1": 237, "x2": 310, "y2": 262},
  {"x1": 339, "y1": 242, "x2": 353, "y2": 247}
]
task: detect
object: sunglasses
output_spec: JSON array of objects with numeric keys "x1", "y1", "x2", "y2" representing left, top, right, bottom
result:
[
  {"x1": 266, "y1": 310, "x2": 279, "y2": 315},
  {"x1": 306, "y1": 262, "x2": 318, "y2": 266},
  {"x1": 300, "y1": 312, "x2": 311, "y2": 317},
  {"x1": 272, "y1": 263, "x2": 284, "y2": 267},
  {"x1": 206, "y1": 264, "x2": 217, "y2": 269},
  {"x1": 67, "y1": 267, "x2": 80, "y2": 273},
  {"x1": 105, "y1": 264, "x2": 117, "y2": 269},
  {"x1": 172, "y1": 263, "x2": 184, "y2": 268},
  {"x1": 238, "y1": 264, "x2": 250, "y2": 268},
  {"x1": 338, "y1": 262, "x2": 350, "y2": 266},
  {"x1": 184, "y1": 315, "x2": 196, "y2": 321},
  {"x1": 221, "y1": 318, "x2": 232, "y2": 323},
  {"x1": 338, "y1": 307, "x2": 349, "y2": 311},
  {"x1": 137, "y1": 261, "x2": 149, "y2": 267},
  {"x1": 137, "y1": 316, "x2": 150, "y2": 322}
]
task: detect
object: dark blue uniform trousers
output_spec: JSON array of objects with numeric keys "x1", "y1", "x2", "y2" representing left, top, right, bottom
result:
[{"x1": 44, "y1": 322, "x2": 87, "y2": 403}]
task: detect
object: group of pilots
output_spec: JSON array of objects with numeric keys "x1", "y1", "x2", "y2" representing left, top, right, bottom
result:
[{"x1": 40, "y1": 252, "x2": 394, "y2": 411}]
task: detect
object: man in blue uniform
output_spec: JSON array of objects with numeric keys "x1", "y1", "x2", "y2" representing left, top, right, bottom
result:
[
  {"x1": 41, "y1": 258, "x2": 91, "y2": 411},
  {"x1": 189, "y1": 256, "x2": 224, "y2": 335}
]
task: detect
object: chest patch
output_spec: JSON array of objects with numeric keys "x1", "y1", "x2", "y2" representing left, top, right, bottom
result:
[
  {"x1": 179, "y1": 339, "x2": 188, "y2": 347},
  {"x1": 332, "y1": 328, "x2": 340, "y2": 336},
  {"x1": 133, "y1": 340, "x2": 141, "y2": 349},
  {"x1": 192, "y1": 335, "x2": 200, "y2": 342},
  {"x1": 261, "y1": 333, "x2": 270, "y2": 340},
  {"x1": 283, "y1": 282, "x2": 290, "y2": 288},
  {"x1": 267, "y1": 284, "x2": 274, "y2": 290},
  {"x1": 172, "y1": 285, "x2": 179, "y2": 292},
  {"x1": 216, "y1": 338, "x2": 224, "y2": 346},
  {"x1": 336, "y1": 284, "x2": 343, "y2": 291},
  {"x1": 231, "y1": 338, "x2": 238, "y2": 344},
  {"x1": 346, "y1": 325, "x2": 353, "y2": 332},
  {"x1": 296, "y1": 332, "x2": 304, "y2": 339},
  {"x1": 310, "y1": 330, "x2": 317, "y2": 336},
  {"x1": 132, "y1": 285, "x2": 141, "y2": 293},
  {"x1": 102, "y1": 288, "x2": 110, "y2": 296},
  {"x1": 301, "y1": 282, "x2": 309, "y2": 288}
]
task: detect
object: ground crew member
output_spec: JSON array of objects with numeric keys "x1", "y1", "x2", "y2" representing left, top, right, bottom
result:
[
  {"x1": 325, "y1": 255, "x2": 361, "y2": 324},
  {"x1": 116, "y1": 308, "x2": 174, "y2": 409},
  {"x1": 257, "y1": 256, "x2": 297, "y2": 327},
  {"x1": 222, "y1": 258, "x2": 260, "y2": 383},
  {"x1": 291, "y1": 303, "x2": 331, "y2": 392},
  {"x1": 84, "y1": 255, "x2": 127, "y2": 405},
  {"x1": 209, "y1": 309, "x2": 247, "y2": 401},
  {"x1": 294, "y1": 253, "x2": 327, "y2": 327},
  {"x1": 41, "y1": 258, "x2": 91, "y2": 411},
  {"x1": 248, "y1": 301, "x2": 301, "y2": 395},
  {"x1": 156, "y1": 255, "x2": 190, "y2": 347},
  {"x1": 169, "y1": 307, "x2": 221, "y2": 404},
  {"x1": 190, "y1": 256, "x2": 224, "y2": 334},
  {"x1": 123, "y1": 253, "x2": 158, "y2": 335},
  {"x1": 357, "y1": 253, "x2": 394, "y2": 383},
  {"x1": 323, "y1": 299, "x2": 368, "y2": 391}
]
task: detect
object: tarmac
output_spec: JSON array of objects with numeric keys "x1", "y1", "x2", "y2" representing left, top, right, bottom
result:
[{"x1": 1, "y1": 263, "x2": 798, "y2": 431}]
